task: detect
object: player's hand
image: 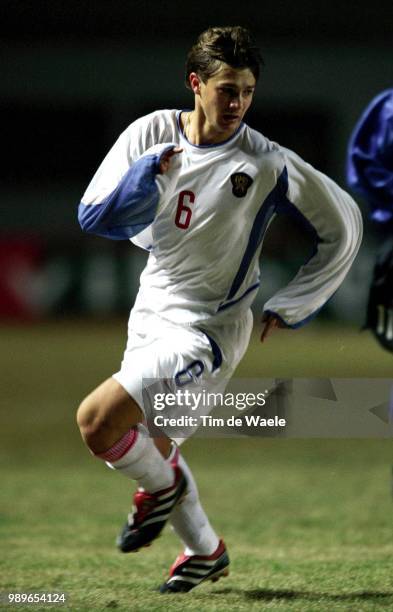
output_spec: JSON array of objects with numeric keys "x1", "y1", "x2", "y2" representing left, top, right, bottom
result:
[
  {"x1": 159, "y1": 147, "x2": 183, "y2": 174},
  {"x1": 260, "y1": 313, "x2": 284, "y2": 343}
]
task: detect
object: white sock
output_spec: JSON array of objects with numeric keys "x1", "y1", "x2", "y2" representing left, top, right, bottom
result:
[
  {"x1": 168, "y1": 444, "x2": 219, "y2": 556},
  {"x1": 97, "y1": 424, "x2": 174, "y2": 493}
]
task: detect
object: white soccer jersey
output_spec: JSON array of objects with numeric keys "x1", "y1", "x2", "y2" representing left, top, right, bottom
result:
[{"x1": 79, "y1": 109, "x2": 363, "y2": 327}]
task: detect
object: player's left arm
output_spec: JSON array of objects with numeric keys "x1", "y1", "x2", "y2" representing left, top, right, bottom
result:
[{"x1": 262, "y1": 148, "x2": 363, "y2": 329}]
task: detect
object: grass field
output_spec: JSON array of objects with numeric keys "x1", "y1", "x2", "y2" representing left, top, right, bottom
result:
[{"x1": 1, "y1": 320, "x2": 393, "y2": 611}]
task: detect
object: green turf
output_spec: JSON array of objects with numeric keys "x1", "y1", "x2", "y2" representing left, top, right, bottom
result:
[{"x1": 1, "y1": 321, "x2": 393, "y2": 611}]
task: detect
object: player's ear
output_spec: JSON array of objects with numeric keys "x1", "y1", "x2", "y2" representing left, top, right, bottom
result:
[{"x1": 189, "y1": 72, "x2": 202, "y2": 95}]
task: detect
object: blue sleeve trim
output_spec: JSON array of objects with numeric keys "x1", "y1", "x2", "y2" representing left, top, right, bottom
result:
[
  {"x1": 78, "y1": 152, "x2": 166, "y2": 240},
  {"x1": 263, "y1": 307, "x2": 323, "y2": 329}
]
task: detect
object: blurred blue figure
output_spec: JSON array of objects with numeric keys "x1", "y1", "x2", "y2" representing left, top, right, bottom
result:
[{"x1": 347, "y1": 89, "x2": 393, "y2": 352}]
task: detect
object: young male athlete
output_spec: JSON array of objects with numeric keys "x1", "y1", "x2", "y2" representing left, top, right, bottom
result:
[{"x1": 76, "y1": 26, "x2": 363, "y2": 593}]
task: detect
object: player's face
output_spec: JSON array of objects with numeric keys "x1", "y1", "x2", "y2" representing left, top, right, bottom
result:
[{"x1": 197, "y1": 64, "x2": 256, "y2": 139}]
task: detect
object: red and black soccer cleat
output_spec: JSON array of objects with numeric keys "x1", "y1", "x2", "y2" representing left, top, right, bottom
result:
[
  {"x1": 159, "y1": 539, "x2": 230, "y2": 593},
  {"x1": 117, "y1": 465, "x2": 187, "y2": 552}
]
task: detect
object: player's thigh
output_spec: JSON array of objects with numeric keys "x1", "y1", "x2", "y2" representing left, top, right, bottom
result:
[{"x1": 115, "y1": 327, "x2": 214, "y2": 406}]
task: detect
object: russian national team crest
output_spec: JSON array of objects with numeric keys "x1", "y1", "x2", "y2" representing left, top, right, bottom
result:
[{"x1": 230, "y1": 172, "x2": 253, "y2": 198}]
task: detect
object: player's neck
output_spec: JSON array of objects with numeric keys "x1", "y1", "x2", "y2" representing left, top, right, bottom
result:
[{"x1": 183, "y1": 110, "x2": 236, "y2": 146}]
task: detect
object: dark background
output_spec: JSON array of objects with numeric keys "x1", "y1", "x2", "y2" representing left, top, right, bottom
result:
[{"x1": 1, "y1": 0, "x2": 392, "y2": 320}]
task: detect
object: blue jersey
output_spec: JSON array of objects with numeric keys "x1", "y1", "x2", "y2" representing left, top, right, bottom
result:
[{"x1": 347, "y1": 89, "x2": 393, "y2": 222}]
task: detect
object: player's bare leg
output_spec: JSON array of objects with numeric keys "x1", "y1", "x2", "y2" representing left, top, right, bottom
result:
[
  {"x1": 77, "y1": 377, "x2": 143, "y2": 453},
  {"x1": 76, "y1": 378, "x2": 186, "y2": 551}
]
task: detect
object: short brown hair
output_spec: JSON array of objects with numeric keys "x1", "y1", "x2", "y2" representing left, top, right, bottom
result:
[{"x1": 185, "y1": 26, "x2": 263, "y2": 89}]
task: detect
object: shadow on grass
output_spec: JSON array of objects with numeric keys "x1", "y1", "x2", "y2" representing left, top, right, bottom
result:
[{"x1": 214, "y1": 588, "x2": 393, "y2": 603}]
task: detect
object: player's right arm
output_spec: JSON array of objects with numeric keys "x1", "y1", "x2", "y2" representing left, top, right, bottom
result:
[
  {"x1": 78, "y1": 117, "x2": 180, "y2": 240},
  {"x1": 262, "y1": 148, "x2": 363, "y2": 328}
]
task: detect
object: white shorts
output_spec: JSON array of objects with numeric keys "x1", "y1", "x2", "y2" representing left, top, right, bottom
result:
[{"x1": 113, "y1": 309, "x2": 253, "y2": 442}]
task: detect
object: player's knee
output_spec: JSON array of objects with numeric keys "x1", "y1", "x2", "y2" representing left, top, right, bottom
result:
[
  {"x1": 76, "y1": 394, "x2": 110, "y2": 444},
  {"x1": 77, "y1": 379, "x2": 142, "y2": 453}
]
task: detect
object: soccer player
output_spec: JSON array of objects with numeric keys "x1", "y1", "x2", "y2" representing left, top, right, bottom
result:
[
  {"x1": 76, "y1": 26, "x2": 362, "y2": 593},
  {"x1": 347, "y1": 89, "x2": 393, "y2": 351}
]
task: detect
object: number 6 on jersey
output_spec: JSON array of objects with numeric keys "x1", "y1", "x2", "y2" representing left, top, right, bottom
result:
[{"x1": 175, "y1": 190, "x2": 195, "y2": 229}]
